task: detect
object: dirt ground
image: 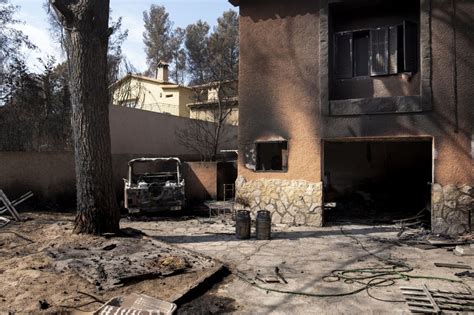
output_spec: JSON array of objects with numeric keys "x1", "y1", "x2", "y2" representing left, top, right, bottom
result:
[
  {"x1": 0, "y1": 212, "x2": 221, "y2": 314},
  {"x1": 1, "y1": 211, "x2": 474, "y2": 314}
]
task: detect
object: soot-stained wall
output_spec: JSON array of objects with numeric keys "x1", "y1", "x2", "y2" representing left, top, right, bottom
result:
[{"x1": 234, "y1": 0, "x2": 473, "y2": 233}]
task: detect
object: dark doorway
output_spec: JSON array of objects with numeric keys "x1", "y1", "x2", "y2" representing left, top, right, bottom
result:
[
  {"x1": 323, "y1": 139, "x2": 432, "y2": 224},
  {"x1": 217, "y1": 161, "x2": 237, "y2": 201}
]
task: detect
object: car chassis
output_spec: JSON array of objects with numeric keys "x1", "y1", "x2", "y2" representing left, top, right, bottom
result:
[{"x1": 124, "y1": 157, "x2": 185, "y2": 214}]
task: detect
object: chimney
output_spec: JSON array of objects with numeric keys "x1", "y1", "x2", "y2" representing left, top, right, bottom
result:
[{"x1": 156, "y1": 61, "x2": 169, "y2": 82}]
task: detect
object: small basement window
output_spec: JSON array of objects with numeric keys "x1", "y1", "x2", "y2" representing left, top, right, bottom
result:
[{"x1": 256, "y1": 141, "x2": 288, "y2": 172}]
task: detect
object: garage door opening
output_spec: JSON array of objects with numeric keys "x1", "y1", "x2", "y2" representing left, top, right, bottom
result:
[{"x1": 323, "y1": 139, "x2": 432, "y2": 224}]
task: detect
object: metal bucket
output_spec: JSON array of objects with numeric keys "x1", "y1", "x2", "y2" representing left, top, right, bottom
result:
[
  {"x1": 256, "y1": 210, "x2": 271, "y2": 240},
  {"x1": 235, "y1": 210, "x2": 251, "y2": 239}
]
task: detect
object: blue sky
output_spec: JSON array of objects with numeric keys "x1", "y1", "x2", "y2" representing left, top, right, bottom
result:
[{"x1": 11, "y1": 0, "x2": 236, "y2": 72}]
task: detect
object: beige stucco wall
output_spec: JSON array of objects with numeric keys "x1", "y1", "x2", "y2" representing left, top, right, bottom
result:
[
  {"x1": 112, "y1": 77, "x2": 193, "y2": 118},
  {"x1": 189, "y1": 107, "x2": 239, "y2": 126},
  {"x1": 238, "y1": 0, "x2": 473, "y2": 186},
  {"x1": 183, "y1": 162, "x2": 218, "y2": 203},
  {"x1": 177, "y1": 87, "x2": 193, "y2": 118},
  {"x1": 238, "y1": 0, "x2": 322, "y2": 183}
]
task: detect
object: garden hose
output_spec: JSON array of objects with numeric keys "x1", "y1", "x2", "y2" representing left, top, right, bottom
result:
[{"x1": 233, "y1": 227, "x2": 472, "y2": 301}]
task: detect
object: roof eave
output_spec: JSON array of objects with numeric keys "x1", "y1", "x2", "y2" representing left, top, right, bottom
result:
[
  {"x1": 187, "y1": 97, "x2": 239, "y2": 108},
  {"x1": 111, "y1": 74, "x2": 193, "y2": 90},
  {"x1": 189, "y1": 79, "x2": 238, "y2": 89}
]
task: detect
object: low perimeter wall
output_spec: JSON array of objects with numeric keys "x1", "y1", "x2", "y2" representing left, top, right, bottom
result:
[
  {"x1": 184, "y1": 162, "x2": 218, "y2": 204},
  {"x1": 0, "y1": 152, "x2": 76, "y2": 204},
  {"x1": 0, "y1": 106, "x2": 237, "y2": 206},
  {"x1": 0, "y1": 152, "x2": 227, "y2": 207}
]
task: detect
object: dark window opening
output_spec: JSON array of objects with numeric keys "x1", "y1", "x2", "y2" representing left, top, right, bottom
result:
[
  {"x1": 323, "y1": 140, "x2": 432, "y2": 224},
  {"x1": 354, "y1": 31, "x2": 370, "y2": 76},
  {"x1": 403, "y1": 21, "x2": 418, "y2": 72},
  {"x1": 335, "y1": 32, "x2": 353, "y2": 79},
  {"x1": 256, "y1": 141, "x2": 288, "y2": 172},
  {"x1": 334, "y1": 21, "x2": 417, "y2": 79}
]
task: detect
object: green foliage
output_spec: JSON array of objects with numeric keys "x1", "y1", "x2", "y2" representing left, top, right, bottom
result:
[
  {"x1": 143, "y1": 5, "x2": 173, "y2": 71},
  {"x1": 0, "y1": 1, "x2": 129, "y2": 151},
  {"x1": 208, "y1": 10, "x2": 239, "y2": 82},
  {"x1": 107, "y1": 16, "x2": 130, "y2": 84},
  {"x1": 143, "y1": 5, "x2": 190, "y2": 84},
  {"x1": 185, "y1": 20, "x2": 211, "y2": 85},
  {"x1": 185, "y1": 10, "x2": 239, "y2": 85},
  {"x1": 169, "y1": 27, "x2": 187, "y2": 84},
  {"x1": 143, "y1": 7, "x2": 239, "y2": 85},
  {"x1": 0, "y1": 57, "x2": 72, "y2": 151}
]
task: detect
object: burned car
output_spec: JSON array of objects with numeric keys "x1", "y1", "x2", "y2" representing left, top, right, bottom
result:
[{"x1": 124, "y1": 158, "x2": 185, "y2": 214}]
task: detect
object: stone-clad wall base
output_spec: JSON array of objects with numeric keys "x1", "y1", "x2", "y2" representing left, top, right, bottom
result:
[
  {"x1": 431, "y1": 184, "x2": 473, "y2": 235},
  {"x1": 234, "y1": 176, "x2": 323, "y2": 226}
]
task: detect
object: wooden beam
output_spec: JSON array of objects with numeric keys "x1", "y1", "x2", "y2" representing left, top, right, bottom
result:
[{"x1": 434, "y1": 262, "x2": 472, "y2": 270}]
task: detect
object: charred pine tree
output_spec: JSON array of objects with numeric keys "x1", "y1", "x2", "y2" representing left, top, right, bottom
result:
[{"x1": 50, "y1": 0, "x2": 119, "y2": 234}]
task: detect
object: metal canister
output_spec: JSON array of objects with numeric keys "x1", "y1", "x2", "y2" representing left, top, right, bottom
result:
[
  {"x1": 235, "y1": 210, "x2": 251, "y2": 239},
  {"x1": 256, "y1": 210, "x2": 271, "y2": 240}
]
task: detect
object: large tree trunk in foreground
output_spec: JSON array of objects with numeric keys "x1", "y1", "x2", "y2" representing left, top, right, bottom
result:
[{"x1": 51, "y1": 0, "x2": 119, "y2": 234}]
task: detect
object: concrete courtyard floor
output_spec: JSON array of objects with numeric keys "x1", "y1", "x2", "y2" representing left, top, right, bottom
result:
[{"x1": 124, "y1": 217, "x2": 474, "y2": 314}]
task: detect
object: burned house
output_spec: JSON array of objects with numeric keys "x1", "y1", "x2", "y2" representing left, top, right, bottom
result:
[{"x1": 230, "y1": 0, "x2": 474, "y2": 235}]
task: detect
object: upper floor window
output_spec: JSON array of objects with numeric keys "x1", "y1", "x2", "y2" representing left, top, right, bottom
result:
[{"x1": 335, "y1": 21, "x2": 417, "y2": 80}]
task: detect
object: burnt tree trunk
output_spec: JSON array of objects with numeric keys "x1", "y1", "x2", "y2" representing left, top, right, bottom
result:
[{"x1": 51, "y1": 0, "x2": 119, "y2": 234}]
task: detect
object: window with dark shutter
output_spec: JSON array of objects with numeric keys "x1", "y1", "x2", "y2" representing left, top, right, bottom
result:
[
  {"x1": 370, "y1": 27, "x2": 389, "y2": 76},
  {"x1": 333, "y1": 22, "x2": 418, "y2": 80},
  {"x1": 335, "y1": 32, "x2": 353, "y2": 79},
  {"x1": 403, "y1": 20, "x2": 418, "y2": 72}
]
